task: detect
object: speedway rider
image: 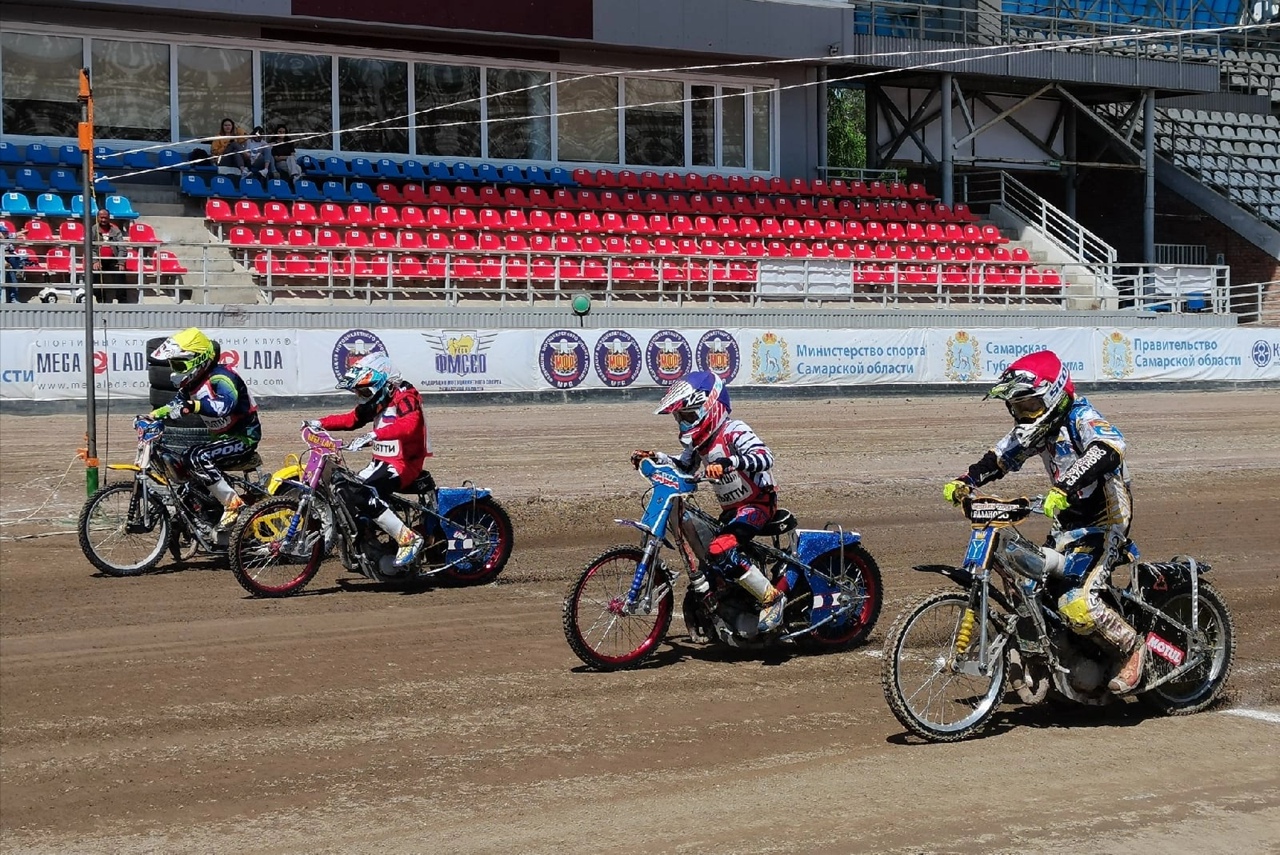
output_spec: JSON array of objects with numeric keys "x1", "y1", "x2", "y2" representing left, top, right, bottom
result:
[
  {"x1": 630, "y1": 370, "x2": 786, "y2": 633},
  {"x1": 943, "y1": 349, "x2": 1145, "y2": 695},
  {"x1": 309, "y1": 352, "x2": 428, "y2": 568},
  {"x1": 150, "y1": 327, "x2": 261, "y2": 529}
]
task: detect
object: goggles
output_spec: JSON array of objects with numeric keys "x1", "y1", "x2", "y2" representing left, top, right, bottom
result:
[
  {"x1": 674, "y1": 407, "x2": 701, "y2": 427},
  {"x1": 1006, "y1": 395, "x2": 1047, "y2": 421}
]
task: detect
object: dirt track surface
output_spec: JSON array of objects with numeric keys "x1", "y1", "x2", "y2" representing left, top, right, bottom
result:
[{"x1": 2, "y1": 390, "x2": 1278, "y2": 854}]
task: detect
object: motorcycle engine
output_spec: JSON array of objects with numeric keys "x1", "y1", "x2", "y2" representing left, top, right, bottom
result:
[
  {"x1": 712, "y1": 589, "x2": 761, "y2": 645},
  {"x1": 1055, "y1": 632, "x2": 1110, "y2": 693}
]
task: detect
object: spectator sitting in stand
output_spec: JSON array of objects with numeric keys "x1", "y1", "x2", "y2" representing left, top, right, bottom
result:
[
  {"x1": 271, "y1": 124, "x2": 303, "y2": 188},
  {"x1": 242, "y1": 127, "x2": 276, "y2": 183},
  {"x1": 210, "y1": 117, "x2": 248, "y2": 172}
]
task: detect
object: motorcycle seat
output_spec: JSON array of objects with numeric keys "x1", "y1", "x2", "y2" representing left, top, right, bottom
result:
[
  {"x1": 397, "y1": 471, "x2": 437, "y2": 495},
  {"x1": 759, "y1": 509, "x2": 798, "y2": 537},
  {"x1": 224, "y1": 452, "x2": 263, "y2": 472}
]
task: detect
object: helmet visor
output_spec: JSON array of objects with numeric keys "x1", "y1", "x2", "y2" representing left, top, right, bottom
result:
[
  {"x1": 353, "y1": 385, "x2": 374, "y2": 399},
  {"x1": 1007, "y1": 395, "x2": 1047, "y2": 421},
  {"x1": 674, "y1": 407, "x2": 700, "y2": 428}
]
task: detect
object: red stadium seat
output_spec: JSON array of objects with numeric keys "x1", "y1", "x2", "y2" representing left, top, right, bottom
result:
[
  {"x1": 373, "y1": 205, "x2": 401, "y2": 228},
  {"x1": 400, "y1": 206, "x2": 427, "y2": 229}
]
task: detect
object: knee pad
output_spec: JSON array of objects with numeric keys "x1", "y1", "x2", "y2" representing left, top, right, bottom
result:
[
  {"x1": 1057, "y1": 588, "x2": 1096, "y2": 636},
  {"x1": 708, "y1": 532, "x2": 738, "y2": 558}
]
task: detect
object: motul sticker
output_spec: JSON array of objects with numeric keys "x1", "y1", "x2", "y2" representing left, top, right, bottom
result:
[{"x1": 1146, "y1": 632, "x2": 1185, "y2": 666}]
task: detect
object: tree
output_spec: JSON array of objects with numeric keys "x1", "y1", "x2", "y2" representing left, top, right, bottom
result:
[{"x1": 827, "y1": 87, "x2": 866, "y2": 172}]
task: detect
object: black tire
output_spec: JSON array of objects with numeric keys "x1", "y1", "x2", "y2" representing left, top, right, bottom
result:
[
  {"x1": 562, "y1": 546, "x2": 673, "y2": 671},
  {"x1": 228, "y1": 497, "x2": 325, "y2": 597},
  {"x1": 160, "y1": 423, "x2": 212, "y2": 449},
  {"x1": 881, "y1": 590, "x2": 1008, "y2": 743},
  {"x1": 149, "y1": 365, "x2": 178, "y2": 389},
  {"x1": 1138, "y1": 582, "x2": 1236, "y2": 716},
  {"x1": 146, "y1": 336, "x2": 168, "y2": 365},
  {"x1": 149, "y1": 385, "x2": 179, "y2": 408},
  {"x1": 803, "y1": 542, "x2": 883, "y2": 649},
  {"x1": 435, "y1": 496, "x2": 514, "y2": 585},
  {"x1": 78, "y1": 482, "x2": 171, "y2": 576}
]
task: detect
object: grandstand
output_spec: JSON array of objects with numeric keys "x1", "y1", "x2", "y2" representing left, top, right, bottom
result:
[{"x1": 0, "y1": 0, "x2": 1276, "y2": 321}]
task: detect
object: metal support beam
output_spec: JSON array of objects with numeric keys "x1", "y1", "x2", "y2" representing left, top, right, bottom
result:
[
  {"x1": 1144, "y1": 90, "x2": 1156, "y2": 264},
  {"x1": 941, "y1": 73, "x2": 953, "y2": 206}
]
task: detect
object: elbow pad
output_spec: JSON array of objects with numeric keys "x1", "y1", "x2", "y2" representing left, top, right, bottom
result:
[
  {"x1": 965, "y1": 450, "x2": 1006, "y2": 487},
  {"x1": 1055, "y1": 441, "x2": 1121, "y2": 494}
]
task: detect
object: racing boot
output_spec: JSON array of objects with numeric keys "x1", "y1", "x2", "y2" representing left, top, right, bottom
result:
[
  {"x1": 209, "y1": 479, "x2": 246, "y2": 529},
  {"x1": 373, "y1": 509, "x2": 423, "y2": 568},
  {"x1": 1108, "y1": 642, "x2": 1146, "y2": 695},
  {"x1": 736, "y1": 564, "x2": 787, "y2": 633}
]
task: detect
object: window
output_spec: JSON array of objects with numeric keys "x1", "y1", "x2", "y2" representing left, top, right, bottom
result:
[
  {"x1": 262, "y1": 52, "x2": 333, "y2": 149},
  {"x1": 339, "y1": 57, "x2": 408, "y2": 153},
  {"x1": 487, "y1": 68, "x2": 551, "y2": 161},
  {"x1": 414, "y1": 64, "x2": 481, "y2": 158},
  {"x1": 625, "y1": 78, "x2": 683, "y2": 167},
  {"x1": 1, "y1": 32, "x2": 82, "y2": 137},
  {"x1": 690, "y1": 84, "x2": 716, "y2": 168},
  {"x1": 557, "y1": 74, "x2": 619, "y2": 164},
  {"x1": 752, "y1": 86, "x2": 772, "y2": 171},
  {"x1": 722, "y1": 87, "x2": 746, "y2": 169},
  {"x1": 92, "y1": 39, "x2": 170, "y2": 142},
  {"x1": 177, "y1": 46, "x2": 252, "y2": 143}
]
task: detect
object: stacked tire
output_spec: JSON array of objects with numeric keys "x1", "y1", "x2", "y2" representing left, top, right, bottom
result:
[{"x1": 146, "y1": 336, "x2": 211, "y2": 451}]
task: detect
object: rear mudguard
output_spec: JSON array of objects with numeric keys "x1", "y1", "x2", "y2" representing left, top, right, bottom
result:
[
  {"x1": 796, "y1": 529, "x2": 863, "y2": 627},
  {"x1": 1136, "y1": 558, "x2": 1212, "y2": 595},
  {"x1": 436, "y1": 485, "x2": 492, "y2": 516}
]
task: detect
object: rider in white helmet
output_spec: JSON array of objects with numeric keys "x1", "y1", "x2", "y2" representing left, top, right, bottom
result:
[
  {"x1": 310, "y1": 352, "x2": 428, "y2": 568},
  {"x1": 630, "y1": 370, "x2": 786, "y2": 633},
  {"x1": 943, "y1": 349, "x2": 1144, "y2": 694}
]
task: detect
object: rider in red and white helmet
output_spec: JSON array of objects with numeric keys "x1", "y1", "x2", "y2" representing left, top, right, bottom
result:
[
  {"x1": 630, "y1": 371, "x2": 786, "y2": 633},
  {"x1": 943, "y1": 350, "x2": 1144, "y2": 694}
]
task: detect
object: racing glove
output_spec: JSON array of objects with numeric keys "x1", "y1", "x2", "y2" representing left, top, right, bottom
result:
[
  {"x1": 943, "y1": 479, "x2": 971, "y2": 505},
  {"x1": 1043, "y1": 487, "x2": 1070, "y2": 519},
  {"x1": 704, "y1": 456, "x2": 734, "y2": 480},
  {"x1": 629, "y1": 449, "x2": 654, "y2": 469},
  {"x1": 304, "y1": 419, "x2": 323, "y2": 431},
  {"x1": 347, "y1": 431, "x2": 376, "y2": 451}
]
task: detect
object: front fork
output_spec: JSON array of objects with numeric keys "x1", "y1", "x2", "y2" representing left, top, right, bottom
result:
[{"x1": 624, "y1": 536, "x2": 672, "y2": 616}]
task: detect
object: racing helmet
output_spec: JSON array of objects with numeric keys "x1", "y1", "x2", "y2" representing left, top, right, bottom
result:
[
  {"x1": 655, "y1": 370, "x2": 731, "y2": 450},
  {"x1": 338, "y1": 351, "x2": 400, "y2": 407},
  {"x1": 986, "y1": 350, "x2": 1075, "y2": 449},
  {"x1": 152, "y1": 327, "x2": 217, "y2": 390}
]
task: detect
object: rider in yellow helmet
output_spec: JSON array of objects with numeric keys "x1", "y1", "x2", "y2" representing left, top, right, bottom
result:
[{"x1": 150, "y1": 327, "x2": 262, "y2": 529}]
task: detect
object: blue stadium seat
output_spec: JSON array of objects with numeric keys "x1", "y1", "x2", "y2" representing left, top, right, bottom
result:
[
  {"x1": 375, "y1": 158, "x2": 402, "y2": 181},
  {"x1": 500, "y1": 164, "x2": 528, "y2": 184},
  {"x1": 347, "y1": 181, "x2": 380, "y2": 204},
  {"x1": 525, "y1": 165, "x2": 554, "y2": 185},
  {"x1": 478, "y1": 163, "x2": 503, "y2": 183},
  {"x1": 348, "y1": 157, "x2": 377, "y2": 180},
  {"x1": 0, "y1": 142, "x2": 22, "y2": 165},
  {"x1": 547, "y1": 167, "x2": 576, "y2": 186},
  {"x1": 427, "y1": 161, "x2": 452, "y2": 183},
  {"x1": 266, "y1": 178, "x2": 295, "y2": 200},
  {"x1": 452, "y1": 162, "x2": 478, "y2": 182},
  {"x1": 157, "y1": 149, "x2": 187, "y2": 172},
  {"x1": 123, "y1": 149, "x2": 156, "y2": 170},
  {"x1": 181, "y1": 173, "x2": 212, "y2": 197},
  {"x1": 293, "y1": 178, "x2": 324, "y2": 202},
  {"x1": 105, "y1": 194, "x2": 140, "y2": 220},
  {"x1": 299, "y1": 154, "x2": 326, "y2": 177},
  {"x1": 58, "y1": 144, "x2": 81, "y2": 167},
  {"x1": 35, "y1": 192, "x2": 71, "y2": 218},
  {"x1": 401, "y1": 160, "x2": 429, "y2": 182},
  {"x1": 25, "y1": 143, "x2": 58, "y2": 166},
  {"x1": 15, "y1": 168, "x2": 46, "y2": 192},
  {"x1": 94, "y1": 146, "x2": 124, "y2": 169},
  {"x1": 1, "y1": 192, "x2": 35, "y2": 216},
  {"x1": 322, "y1": 156, "x2": 351, "y2": 178},
  {"x1": 49, "y1": 168, "x2": 81, "y2": 194},
  {"x1": 321, "y1": 180, "x2": 352, "y2": 202},
  {"x1": 209, "y1": 174, "x2": 239, "y2": 198},
  {"x1": 0, "y1": 170, "x2": 12, "y2": 192},
  {"x1": 92, "y1": 172, "x2": 117, "y2": 194},
  {"x1": 239, "y1": 177, "x2": 270, "y2": 200},
  {"x1": 70, "y1": 193, "x2": 99, "y2": 217}
]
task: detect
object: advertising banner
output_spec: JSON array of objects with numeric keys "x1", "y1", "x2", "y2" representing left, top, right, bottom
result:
[{"x1": 3, "y1": 324, "x2": 1277, "y2": 402}]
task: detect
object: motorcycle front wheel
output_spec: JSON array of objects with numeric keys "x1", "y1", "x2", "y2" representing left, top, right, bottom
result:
[
  {"x1": 435, "y1": 497, "x2": 514, "y2": 586},
  {"x1": 78, "y1": 483, "x2": 171, "y2": 576},
  {"x1": 562, "y1": 546, "x2": 673, "y2": 671},
  {"x1": 881, "y1": 590, "x2": 1009, "y2": 743},
  {"x1": 228, "y1": 497, "x2": 324, "y2": 598},
  {"x1": 1139, "y1": 582, "x2": 1236, "y2": 716}
]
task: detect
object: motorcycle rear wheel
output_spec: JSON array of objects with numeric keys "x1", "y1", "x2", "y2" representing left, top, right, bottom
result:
[
  {"x1": 78, "y1": 483, "x2": 171, "y2": 576},
  {"x1": 804, "y1": 543, "x2": 883, "y2": 649},
  {"x1": 881, "y1": 590, "x2": 1008, "y2": 743},
  {"x1": 435, "y1": 497, "x2": 514, "y2": 586},
  {"x1": 228, "y1": 497, "x2": 324, "y2": 598},
  {"x1": 562, "y1": 546, "x2": 673, "y2": 671},
  {"x1": 1139, "y1": 582, "x2": 1235, "y2": 716}
]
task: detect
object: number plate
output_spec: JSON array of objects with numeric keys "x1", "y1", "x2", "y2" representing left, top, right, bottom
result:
[{"x1": 963, "y1": 528, "x2": 995, "y2": 569}]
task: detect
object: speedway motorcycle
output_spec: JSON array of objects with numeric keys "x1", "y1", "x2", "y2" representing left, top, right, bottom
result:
[
  {"x1": 562, "y1": 456, "x2": 883, "y2": 671},
  {"x1": 881, "y1": 493, "x2": 1236, "y2": 742},
  {"x1": 78, "y1": 415, "x2": 276, "y2": 575},
  {"x1": 226, "y1": 424, "x2": 514, "y2": 597}
]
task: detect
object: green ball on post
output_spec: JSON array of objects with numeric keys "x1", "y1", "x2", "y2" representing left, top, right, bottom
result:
[{"x1": 571, "y1": 293, "x2": 592, "y2": 316}]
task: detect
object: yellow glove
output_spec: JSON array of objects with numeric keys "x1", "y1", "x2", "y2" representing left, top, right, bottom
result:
[
  {"x1": 1044, "y1": 487, "x2": 1070, "y2": 519},
  {"x1": 943, "y1": 480, "x2": 971, "y2": 505}
]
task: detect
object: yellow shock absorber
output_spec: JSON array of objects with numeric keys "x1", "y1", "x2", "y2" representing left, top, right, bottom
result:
[{"x1": 954, "y1": 608, "x2": 977, "y2": 655}]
